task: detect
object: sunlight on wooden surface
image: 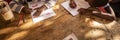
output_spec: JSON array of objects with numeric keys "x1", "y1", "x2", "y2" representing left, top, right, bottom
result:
[
  {"x1": 0, "y1": 27, "x2": 17, "y2": 35},
  {"x1": 19, "y1": 21, "x2": 34, "y2": 30},
  {"x1": 89, "y1": 20, "x2": 105, "y2": 29},
  {"x1": 113, "y1": 34, "x2": 120, "y2": 40},
  {"x1": 96, "y1": 37, "x2": 106, "y2": 40},
  {"x1": 85, "y1": 18, "x2": 105, "y2": 29},
  {"x1": 86, "y1": 18, "x2": 117, "y2": 30},
  {"x1": 6, "y1": 31, "x2": 29, "y2": 40},
  {"x1": 53, "y1": 5, "x2": 60, "y2": 10},
  {"x1": 85, "y1": 29, "x2": 105, "y2": 38},
  {"x1": 105, "y1": 21, "x2": 117, "y2": 30},
  {"x1": 43, "y1": 21, "x2": 55, "y2": 27}
]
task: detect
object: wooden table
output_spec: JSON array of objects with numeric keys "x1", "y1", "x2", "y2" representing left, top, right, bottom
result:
[{"x1": 1, "y1": 0, "x2": 120, "y2": 40}]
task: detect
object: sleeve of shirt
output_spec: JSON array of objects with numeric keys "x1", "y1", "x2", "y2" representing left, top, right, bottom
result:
[
  {"x1": 110, "y1": 0, "x2": 120, "y2": 3},
  {"x1": 9, "y1": 0, "x2": 24, "y2": 14}
]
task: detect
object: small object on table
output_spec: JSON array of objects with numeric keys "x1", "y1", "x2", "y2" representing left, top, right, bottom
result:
[{"x1": 69, "y1": 0, "x2": 77, "y2": 9}]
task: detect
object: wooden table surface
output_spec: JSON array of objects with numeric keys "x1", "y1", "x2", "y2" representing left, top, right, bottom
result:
[{"x1": 0, "y1": 0, "x2": 120, "y2": 40}]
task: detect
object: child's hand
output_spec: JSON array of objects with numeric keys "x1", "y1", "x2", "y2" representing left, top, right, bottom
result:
[
  {"x1": 22, "y1": 7, "x2": 32, "y2": 14},
  {"x1": 33, "y1": 5, "x2": 47, "y2": 18},
  {"x1": 78, "y1": 8, "x2": 86, "y2": 13},
  {"x1": 69, "y1": 0, "x2": 77, "y2": 9},
  {"x1": 78, "y1": 8, "x2": 94, "y2": 15}
]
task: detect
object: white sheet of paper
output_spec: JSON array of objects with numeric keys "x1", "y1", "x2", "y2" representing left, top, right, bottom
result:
[
  {"x1": 45, "y1": 0, "x2": 57, "y2": 8},
  {"x1": 63, "y1": 33, "x2": 78, "y2": 40},
  {"x1": 28, "y1": 1, "x2": 45, "y2": 9},
  {"x1": 61, "y1": 1, "x2": 79, "y2": 16},
  {"x1": 31, "y1": 8, "x2": 56, "y2": 23},
  {"x1": 61, "y1": 0, "x2": 90, "y2": 16}
]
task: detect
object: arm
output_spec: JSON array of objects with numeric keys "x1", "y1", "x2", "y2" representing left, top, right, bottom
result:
[
  {"x1": 9, "y1": 0, "x2": 32, "y2": 14},
  {"x1": 110, "y1": 0, "x2": 120, "y2": 3}
]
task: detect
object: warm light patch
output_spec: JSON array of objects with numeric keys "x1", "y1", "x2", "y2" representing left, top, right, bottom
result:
[
  {"x1": 85, "y1": 17, "x2": 105, "y2": 29},
  {"x1": 85, "y1": 29, "x2": 105, "y2": 38},
  {"x1": 85, "y1": 17, "x2": 91, "y2": 22},
  {"x1": 19, "y1": 21, "x2": 34, "y2": 30},
  {"x1": 43, "y1": 21, "x2": 54, "y2": 27},
  {"x1": 88, "y1": 20, "x2": 105, "y2": 29},
  {"x1": 6, "y1": 31, "x2": 29, "y2": 40},
  {"x1": 113, "y1": 34, "x2": 120, "y2": 40},
  {"x1": 53, "y1": 5, "x2": 60, "y2": 10},
  {"x1": 88, "y1": 20, "x2": 116, "y2": 30},
  {"x1": 96, "y1": 37, "x2": 106, "y2": 40},
  {"x1": 105, "y1": 21, "x2": 117, "y2": 29},
  {"x1": 0, "y1": 27, "x2": 17, "y2": 35}
]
